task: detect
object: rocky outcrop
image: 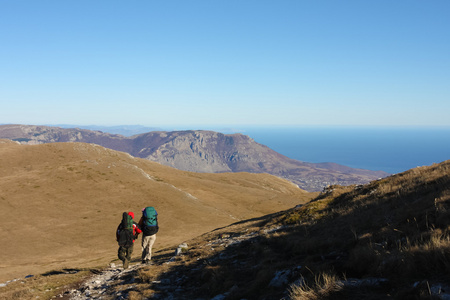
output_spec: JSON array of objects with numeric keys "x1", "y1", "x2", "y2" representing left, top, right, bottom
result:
[{"x1": 0, "y1": 124, "x2": 389, "y2": 191}]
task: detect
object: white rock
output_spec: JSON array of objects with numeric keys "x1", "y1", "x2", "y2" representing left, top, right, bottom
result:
[{"x1": 175, "y1": 243, "x2": 189, "y2": 255}]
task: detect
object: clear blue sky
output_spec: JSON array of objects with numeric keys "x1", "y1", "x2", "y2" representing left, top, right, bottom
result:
[{"x1": 1, "y1": 1, "x2": 449, "y2": 128}]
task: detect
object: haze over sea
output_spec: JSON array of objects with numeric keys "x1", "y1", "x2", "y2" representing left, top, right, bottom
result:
[{"x1": 232, "y1": 126, "x2": 450, "y2": 175}]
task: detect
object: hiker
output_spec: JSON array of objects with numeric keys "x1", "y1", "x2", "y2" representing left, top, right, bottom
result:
[
  {"x1": 116, "y1": 211, "x2": 142, "y2": 269},
  {"x1": 138, "y1": 207, "x2": 159, "y2": 264}
]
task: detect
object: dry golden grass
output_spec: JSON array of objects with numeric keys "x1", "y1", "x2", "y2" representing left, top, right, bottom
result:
[
  {"x1": 0, "y1": 139, "x2": 314, "y2": 282},
  {"x1": 281, "y1": 160, "x2": 450, "y2": 297},
  {"x1": 288, "y1": 272, "x2": 343, "y2": 300},
  {"x1": 119, "y1": 160, "x2": 449, "y2": 299},
  {"x1": 44, "y1": 156, "x2": 447, "y2": 299},
  {"x1": 3, "y1": 138, "x2": 448, "y2": 299},
  {"x1": 156, "y1": 159, "x2": 449, "y2": 299}
]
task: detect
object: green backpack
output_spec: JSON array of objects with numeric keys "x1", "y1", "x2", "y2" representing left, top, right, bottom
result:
[
  {"x1": 142, "y1": 207, "x2": 159, "y2": 235},
  {"x1": 118, "y1": 212, "x2": 134, "y2": 247}
]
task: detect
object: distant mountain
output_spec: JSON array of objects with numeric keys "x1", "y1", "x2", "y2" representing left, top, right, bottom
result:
[
  {"x1": 0, "y1": 124, "x2": 389, "y2": 191},
  {"x1": 49, "y1": 124, "x2": 162, "y2": 136}
]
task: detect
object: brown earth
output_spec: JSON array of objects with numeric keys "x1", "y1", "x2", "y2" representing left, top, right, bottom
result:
[{"x1": 0, "y1": 139, "x2": 315, "y2": 282}]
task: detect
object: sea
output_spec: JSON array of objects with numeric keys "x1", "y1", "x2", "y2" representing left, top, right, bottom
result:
[
  {"x1": 229, "y1": 126, "x2": 450, "y2": 175},
  {"x1": 58, "y1": 124, "x2": 450, "y2": 175}
]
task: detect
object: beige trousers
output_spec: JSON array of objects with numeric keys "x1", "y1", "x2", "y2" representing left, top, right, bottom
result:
[{"x1": 142, "y1": 234, "x2": 156, "y2": 262}]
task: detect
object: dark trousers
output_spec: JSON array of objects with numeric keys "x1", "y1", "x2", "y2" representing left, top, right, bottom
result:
[{"x1": 118, "y1": 244, "x2": 134, "y2": 262}]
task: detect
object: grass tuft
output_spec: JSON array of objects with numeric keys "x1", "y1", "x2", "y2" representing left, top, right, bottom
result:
[{"x1": 288, "y1": 272, "x2": 343, "y2": 300}]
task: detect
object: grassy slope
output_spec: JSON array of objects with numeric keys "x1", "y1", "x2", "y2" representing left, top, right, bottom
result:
[
  {"x1": 88, "y1": 159, "x2": 450, "y2": 300},
  {"x1": 0, "y1": 139, "x2": 314, "y2": 282},
  {"x1": 1, "y1": 140, "x2": 449, "y2": 299}
]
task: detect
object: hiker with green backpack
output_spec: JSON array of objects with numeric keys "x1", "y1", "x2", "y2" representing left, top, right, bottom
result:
[
  {"x1": 138, "y1": 206, "x2": 159, "y2": 264},
  {"x1": 116, "y1": 211, "x2": 142, "y2": 269}
]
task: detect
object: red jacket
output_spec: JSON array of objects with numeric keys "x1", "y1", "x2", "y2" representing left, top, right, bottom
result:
[{"x1": 128, "y1": 212, "x2": 143, "y2": 240}]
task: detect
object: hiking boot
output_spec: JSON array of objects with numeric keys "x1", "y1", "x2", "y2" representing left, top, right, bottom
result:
[{"x1": 123, "y1": 259, "x2": 129, "y2": 269}]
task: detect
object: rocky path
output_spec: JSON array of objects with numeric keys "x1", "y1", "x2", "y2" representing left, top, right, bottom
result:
[
  {"x1": 59, "y1": 227, "x2": 264, "y2": 299},
  {"x1": 63, "y1": 262, "x2": 145, "y2": 300}
]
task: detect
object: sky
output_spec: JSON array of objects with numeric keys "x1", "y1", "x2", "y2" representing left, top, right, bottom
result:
[{"x1": 1, "y1": 1, "x2": 449, "y2": 128}]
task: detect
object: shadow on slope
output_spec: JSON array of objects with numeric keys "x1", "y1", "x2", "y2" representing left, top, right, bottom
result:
[{"x1": 118, "y1": 160, "x2": 450, "y2": 300}]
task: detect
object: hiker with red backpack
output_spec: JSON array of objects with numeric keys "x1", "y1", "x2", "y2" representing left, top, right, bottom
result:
[
  {"x1": 116, "y1": 211, "x2": 142, "y2": 269},
  {"x1": 138, "y1": 207, "x2": 159, "y2": 264}
]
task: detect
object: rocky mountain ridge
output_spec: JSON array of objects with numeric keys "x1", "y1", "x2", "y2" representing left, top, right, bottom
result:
[{"x1": 0, "y1": 124, "x2": 389, "y2": 191}]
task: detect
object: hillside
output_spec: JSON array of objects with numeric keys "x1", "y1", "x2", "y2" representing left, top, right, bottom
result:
[
  {"x1": 2, "y1": 159, "x2": 449, "y2": 299},
  {"x1": 128, "y1": 160, "x2": 448, "y2": 300},
  {"x1": 0, "y1": 124, "x2": 389, "y2": 191},
  {"x1": 0, "y1": 139, "x2": 314, "y2": 283}
]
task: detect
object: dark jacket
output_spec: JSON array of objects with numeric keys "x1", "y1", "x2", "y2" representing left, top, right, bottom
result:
[
  {"x1": 116, "y1": 212, "x2": 142, "y2": 243},
  {"x1": 138, "y1": 216, "x2": 159, "y2": 236}
]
